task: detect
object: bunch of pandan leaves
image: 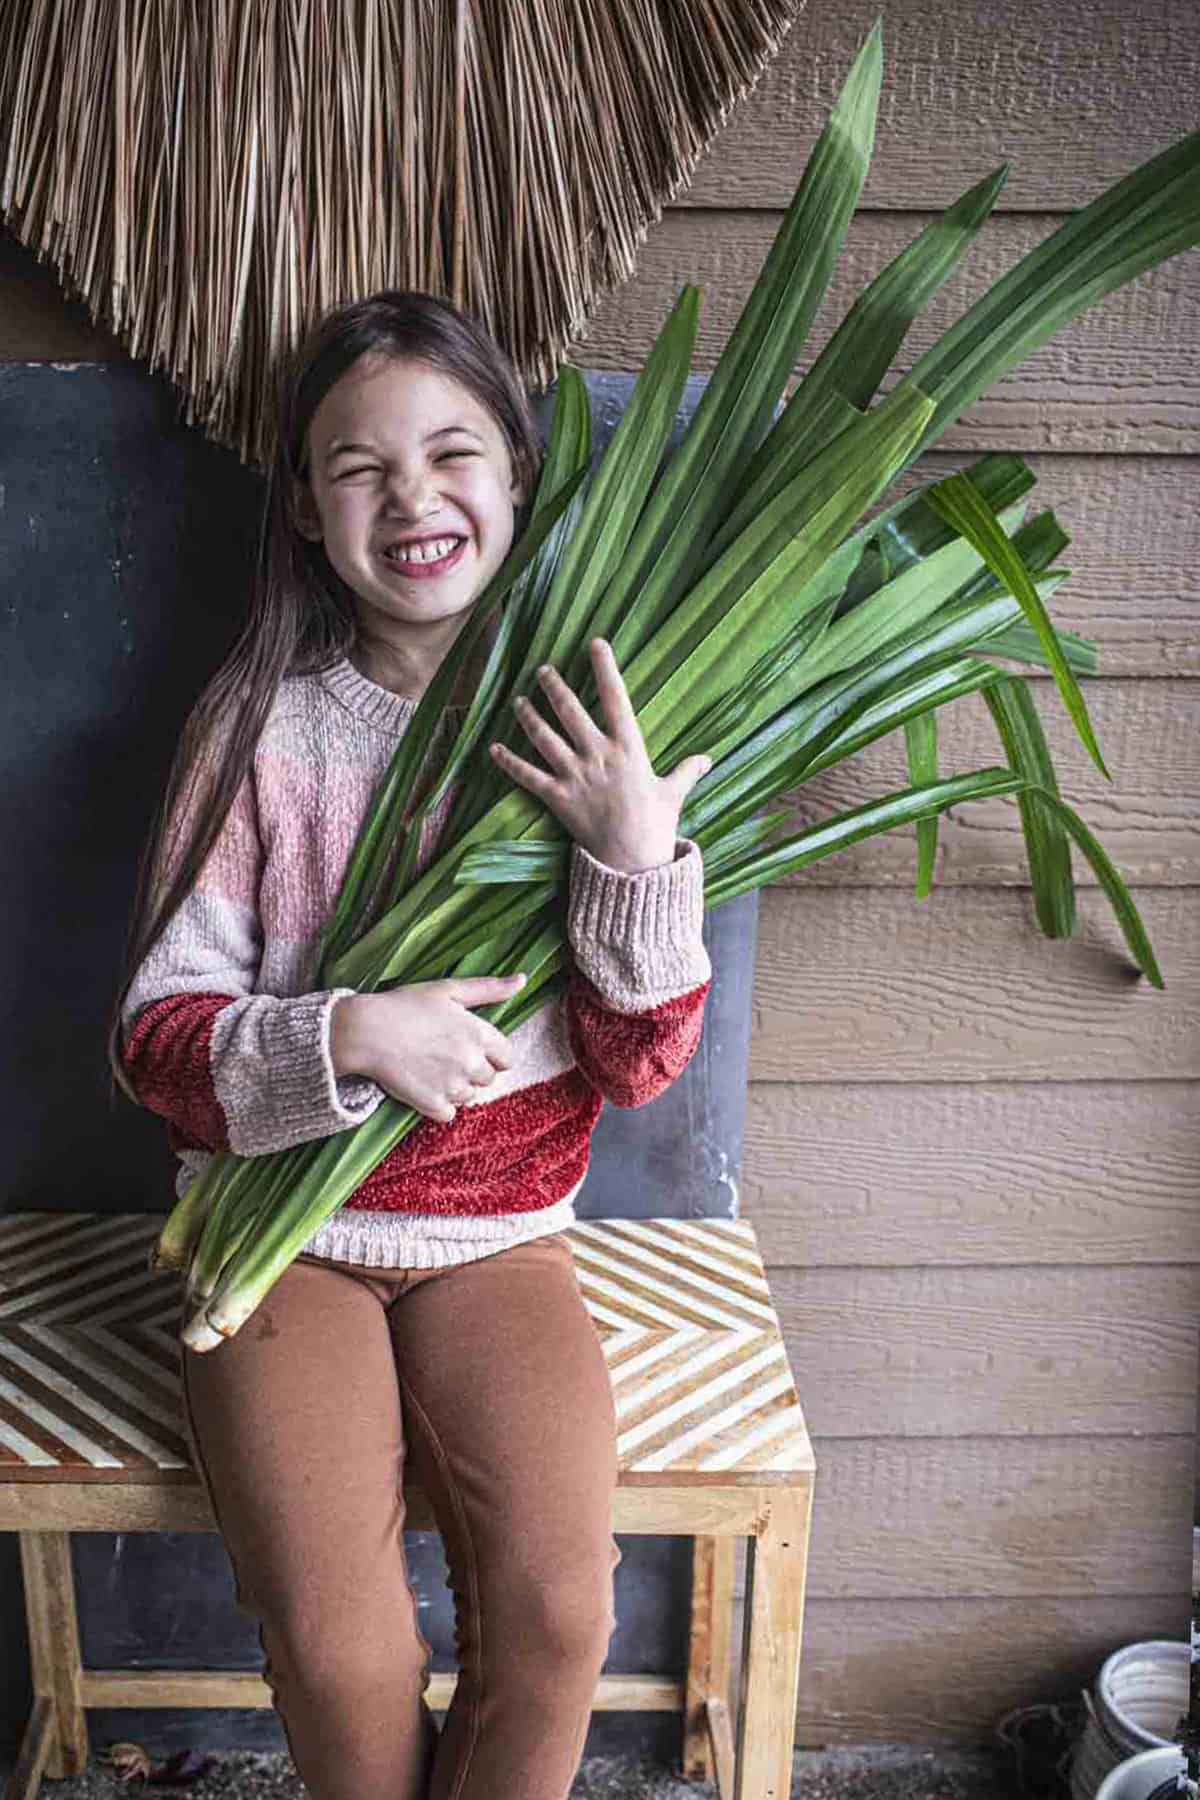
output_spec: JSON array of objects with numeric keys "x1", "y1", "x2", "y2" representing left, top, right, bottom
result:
[{"x1": 156, "y1": 17, "x2": 1195, "y2": 1352}]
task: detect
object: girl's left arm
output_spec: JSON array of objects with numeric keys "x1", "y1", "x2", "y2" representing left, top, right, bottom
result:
[{"x1": 563, "y1": 835, "x2": 711, "y2": 1107}]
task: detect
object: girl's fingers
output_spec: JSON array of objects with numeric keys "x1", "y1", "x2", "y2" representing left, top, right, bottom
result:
[
  {"x1": 513, "y1": 694, "x2": 574, "y2": 773},
  {"x1": 489, "y1": 740, "x2": 557, "y2": 798},
  {"x1": 536, "y1": 662, "x2": 606, "y2": 753},
  {"x1": 666, "y1": 752, "x2": 714, "y2": 797},
  {"x1": 590, "y1": 638, "x2": 640, "y2": 743}
]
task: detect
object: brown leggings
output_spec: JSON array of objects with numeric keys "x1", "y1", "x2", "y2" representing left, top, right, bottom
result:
[{"x1": 178, "y1": 1230, "x2": 622, "y2": 1800}]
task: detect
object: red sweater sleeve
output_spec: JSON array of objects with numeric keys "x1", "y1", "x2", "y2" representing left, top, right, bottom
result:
[
  {"x1": 565, "y1": 970, "x2": 711, "y2": 1108},
  {"x1": 122, "y1": 992, "x2": 237, "y2": 1153},
  {"x1": 563, "y1": 836, "x2": 712, "y2": 1108}
]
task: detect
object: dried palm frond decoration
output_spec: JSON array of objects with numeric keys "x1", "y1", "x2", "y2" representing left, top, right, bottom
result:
[{"x1": 0, "y1": 0, "x2": 803, "y2": 468}]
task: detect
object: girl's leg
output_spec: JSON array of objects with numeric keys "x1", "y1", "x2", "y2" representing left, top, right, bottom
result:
[
  {"x1": 178, "y1": 1257, "x2": 440, "y2": 1800},
  {"x1": 387, "y1": 1231, "x2": 622, "y2": 1800}
]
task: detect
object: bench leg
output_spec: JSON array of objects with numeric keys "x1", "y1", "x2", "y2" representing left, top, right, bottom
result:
[
  {"x1": 3, "y1": 1697, "x2": 55, "y2": 1800},
  {"x1": 733, "y1": 1486, "x2": 813, "y2": 1800},
  {"x1": 18, "y1": 1532, "x2": 89, "y2": 1780},
  {"x1": 684, "y1": 1534, "x2": 737, "y2": 1792}
]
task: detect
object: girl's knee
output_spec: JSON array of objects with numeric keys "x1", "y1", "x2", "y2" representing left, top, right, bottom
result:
[
  {"x1": 264, "y1": 1613, "x2": 432, "y2": 1708},
  {"x1": 510, "y1": 1553, "x2": 619, "y2": 1663},
  {"x1": 248, "y1": 1575, "x2": 433, "y2": 1702}
]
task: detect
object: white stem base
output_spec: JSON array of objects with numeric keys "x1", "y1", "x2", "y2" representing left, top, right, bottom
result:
[{"x1": 181, "y1": 1311, "x2": 226, "y2": 1354}]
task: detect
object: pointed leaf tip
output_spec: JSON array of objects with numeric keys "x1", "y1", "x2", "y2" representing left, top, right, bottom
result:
[{"x1": 842, "y1": 15, "x2": 884, "y2": 102}]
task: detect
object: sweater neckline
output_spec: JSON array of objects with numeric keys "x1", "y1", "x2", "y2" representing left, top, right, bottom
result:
[{"x1": 319, "y1": 654, "x2": 467, "y2": 733}]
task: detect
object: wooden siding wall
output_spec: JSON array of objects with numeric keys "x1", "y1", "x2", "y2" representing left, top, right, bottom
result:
[
  {"x1": 584, "y1": 0, "x2": 1200, "y2": 1744},
  {"x1": 1, "y1": 0, "x2": 1197, "y2": 1746}
]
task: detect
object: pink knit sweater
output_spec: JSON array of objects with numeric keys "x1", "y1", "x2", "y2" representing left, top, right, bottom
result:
[{"x1": 120, "y1": 654, "x2": 712, "y2": 1269}]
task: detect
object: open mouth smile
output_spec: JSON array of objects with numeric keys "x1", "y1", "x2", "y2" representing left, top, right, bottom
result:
[{"x1": 378, "y1": 536, "x2": 468, "y2": 578}]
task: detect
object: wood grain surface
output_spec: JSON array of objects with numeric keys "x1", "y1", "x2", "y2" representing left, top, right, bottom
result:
[
  {"x1": 749, "y1": 885, "x2": 1198, "y2": 1081},
  {"x1": 679, "y1": 0, "x2": 1200, "y2": 212},
  {"x1": 744, "y1": 1079, "x2": 1200, "y2": 1266},
  {"x1": 789, "y1": 1595, "x2": 1190, "y2": 1741},
  {"x1": 575, "y1": 211, "x2": 1200, "y2": 453},
  {"x1": 769, "y1": 1434, "x2": 1194, "y2": 1598},
  {"x1": 770, "y1": 1262, "x2": 1200, "y2": 1437}
]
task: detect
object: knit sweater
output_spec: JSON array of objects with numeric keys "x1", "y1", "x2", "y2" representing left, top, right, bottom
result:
[{"x1": 120, "y1": 654, "x2": 712, "y2": 1270}]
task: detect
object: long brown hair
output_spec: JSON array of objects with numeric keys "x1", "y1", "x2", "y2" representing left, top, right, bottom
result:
[{"x1": 106, "y1": 290, "x2": 544, "y2": 1109}]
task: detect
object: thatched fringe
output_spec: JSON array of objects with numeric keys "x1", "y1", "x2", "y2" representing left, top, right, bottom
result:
[{"x1": 0, "y1": 0, "x2": 803, "y2": 470}]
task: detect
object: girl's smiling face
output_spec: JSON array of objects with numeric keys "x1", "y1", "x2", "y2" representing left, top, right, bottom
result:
[{"x1": 294, "y1": 351, "x2": 526, "y2": 680}]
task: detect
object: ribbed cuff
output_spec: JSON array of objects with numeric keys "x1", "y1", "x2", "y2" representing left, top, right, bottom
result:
[
  {"x1": 322, "y1": 987, "x2": 390, "y2": 1119},
  {"x1": 213, "y1": 987, "x2": 386, "y2": 1158},
  {"x1": 567, "y1": 836, "x2": 711, "y2": 1012}
]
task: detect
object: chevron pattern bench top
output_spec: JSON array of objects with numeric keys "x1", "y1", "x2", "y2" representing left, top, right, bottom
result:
[{"x1": 0, "y1": 1211, "x2": 813, "y2": 1486}]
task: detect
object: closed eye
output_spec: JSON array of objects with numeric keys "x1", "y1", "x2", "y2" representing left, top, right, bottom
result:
[{"x1": 336, "y1": 452, "x2": 476, "y2": 479}]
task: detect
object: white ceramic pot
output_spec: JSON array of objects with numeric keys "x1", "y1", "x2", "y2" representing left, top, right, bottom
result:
[
  {"x1": 1095, "y1": 1746, "x2": 1188, "y2": 1800},
  {"x1": 1071, "y1": 1641, "x2": 1190, "y2": 1800}
]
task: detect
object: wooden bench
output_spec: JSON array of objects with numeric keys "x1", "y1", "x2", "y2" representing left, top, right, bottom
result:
[{"x1": 0, "y1": 1210, "x2": 815, "y2": 1800}]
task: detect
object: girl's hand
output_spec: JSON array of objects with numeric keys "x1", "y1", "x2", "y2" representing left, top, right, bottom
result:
[
  {"x1": 331, "y1": 975, "x2": 525, "y2": 1124},
  {"x1": 489, "y1": 638, "x2": 711, "y2": 874}
]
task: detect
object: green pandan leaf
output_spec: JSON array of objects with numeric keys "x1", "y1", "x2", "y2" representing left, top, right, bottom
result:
[
  {"x1": 924, "y1": 470, "x2": 1111, "y2": 782},
  {"x1": 903, "y1": 711, "x2": 939, "y2": 899}
]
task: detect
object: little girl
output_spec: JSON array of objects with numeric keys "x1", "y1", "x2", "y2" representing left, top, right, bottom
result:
[{"x1": 108, "y1": 290, "x2": 713, "y2": 1800}]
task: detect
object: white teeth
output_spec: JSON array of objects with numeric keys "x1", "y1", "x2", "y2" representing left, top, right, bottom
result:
[{"x1": 385, "y1": 536, "x2": 461, "y2": 565}]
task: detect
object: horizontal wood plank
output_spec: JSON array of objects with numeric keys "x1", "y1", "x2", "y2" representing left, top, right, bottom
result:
[
  {"x1": 769, "y1": 1264, "x2": 1200, "y2": 1438},
  {"x1": 785, "y1": 1595, "x2": 1191, "y2": 1744},
  {"x1": 76, "y1": 1667, "x2": 680, "y2": 1715},
  {"x1": 771, "y1": 677, "x2": 1200, "y2": 889},
  {"x1": 748, "y1": 885, "x2": 1199, "y2": 1082},
  {"x1": 681, "y1": 0, "x2": 1200, "y2": 212},
  {"x1": 576, "y1": 211, "x2": 1200, "y2": 453},
  {"x1": 741, "y1": 1435, "x2": 1196, "y2": 1600},
  {"x1": 743, "y1": 1080, "x2": 1200, "y2": 1267}
]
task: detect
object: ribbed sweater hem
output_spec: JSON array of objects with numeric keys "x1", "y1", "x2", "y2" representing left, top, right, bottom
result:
[{"x1": 295, "y1": 1183, "x2": 583, "y2": 1270}]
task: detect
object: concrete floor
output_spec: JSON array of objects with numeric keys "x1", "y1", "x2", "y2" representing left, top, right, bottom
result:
[{"x1": 0, "y1": 1743, "x2": 1025, "y2": 1799}]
